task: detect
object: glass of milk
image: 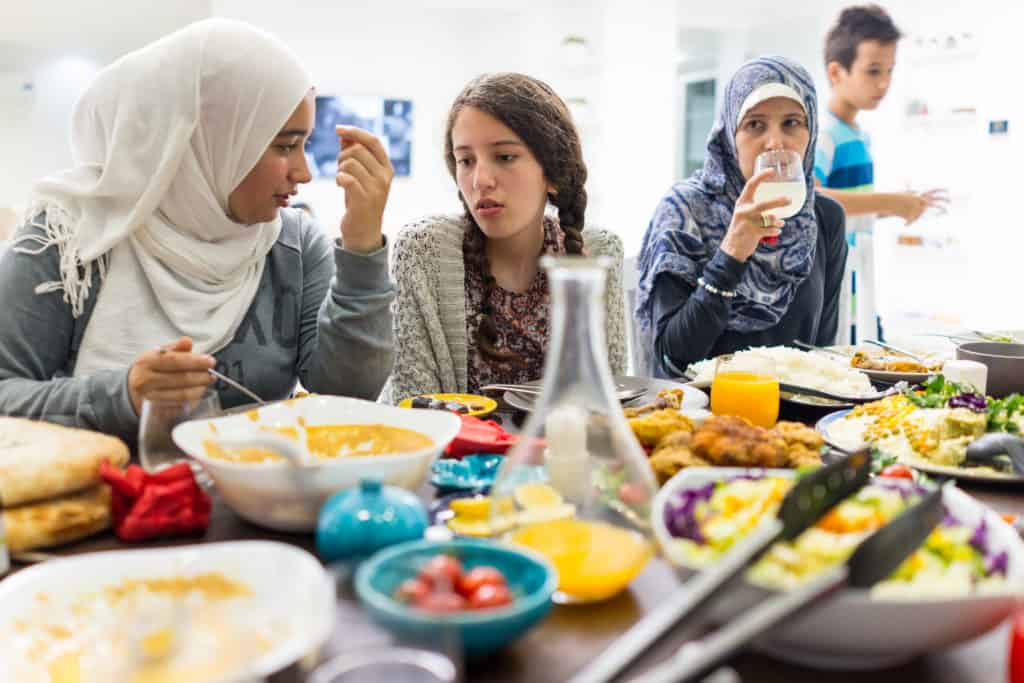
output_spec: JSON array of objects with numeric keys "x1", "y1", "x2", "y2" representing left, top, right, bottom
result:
[{"x1": 753, "y1": 150, "x2": 805, "y2": 244}]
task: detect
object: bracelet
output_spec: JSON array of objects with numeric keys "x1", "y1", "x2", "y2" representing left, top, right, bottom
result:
[{"x1": 698, "y1": 277, "x2": 737, "y2": 298}]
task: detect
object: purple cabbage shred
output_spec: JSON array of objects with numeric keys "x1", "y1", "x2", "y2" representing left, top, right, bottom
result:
[
  {"x1": 986, "y1": 550, "x2": 1009, "y2": 576},
  {"x1": 948, "y1": 393, "x2": 988, "y2": 413},
  {"x1": 969, "y1": 517, "x2": 989, "y2": 555},
  {"x1": 664, "y1": 482, "x2": 716, "y2": 543}
]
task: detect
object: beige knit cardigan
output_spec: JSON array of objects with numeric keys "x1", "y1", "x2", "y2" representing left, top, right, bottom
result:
[{"x1": 381, "y1": 214, "x2": 627, "y2": 404}]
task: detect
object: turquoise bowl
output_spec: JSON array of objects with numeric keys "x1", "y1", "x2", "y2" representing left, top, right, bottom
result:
[
  {"x1": 355, "y1": 539, "x2": 557, "y2": 657},
  {"x1": 430, "y1": 453, "x2": 504, "y2": 492}
]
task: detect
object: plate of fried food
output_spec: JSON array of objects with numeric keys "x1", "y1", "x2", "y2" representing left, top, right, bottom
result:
[
  {"x1": 627, "y1": 403, "x2": 827, "y2": 484},
  {"x1": 825, "y1": 344, "x2": 946, "y2": 384}
]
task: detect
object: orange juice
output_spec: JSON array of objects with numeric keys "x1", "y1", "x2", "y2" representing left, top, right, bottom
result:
[
  {"x1": 710, "y1": 371, "x2": 780, "y2": 428},
  {"x1": 509, "y1": 518, "x2": 652, "y2": 603}
]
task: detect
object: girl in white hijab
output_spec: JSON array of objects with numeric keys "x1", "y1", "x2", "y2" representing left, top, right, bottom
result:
[{"x1": 0, "y1": 19, "x2": 395, "y2": 438}]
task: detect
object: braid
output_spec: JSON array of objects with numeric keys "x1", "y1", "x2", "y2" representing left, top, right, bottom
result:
[
  {"x1": 462, "y1": 213, "x2": 523, "y2": 364},
  {"x1": 444, "y1": 72, "x2": 591, "y2": 365},
  {"x1": 555, "y1": 184, "x2": 587, "y2": 255}
]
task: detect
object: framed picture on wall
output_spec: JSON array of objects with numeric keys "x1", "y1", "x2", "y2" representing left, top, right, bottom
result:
[{"x1": 306, "y1": 95, "x2": 413, "y2": 178}]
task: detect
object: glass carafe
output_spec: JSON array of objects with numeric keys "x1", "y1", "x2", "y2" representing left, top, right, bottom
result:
[{"x1": 492, "y1": 256, "x2": 657, "y2": 604}]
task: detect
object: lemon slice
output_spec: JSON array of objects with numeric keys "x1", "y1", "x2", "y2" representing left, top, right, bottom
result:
[
  {"x1": 518, "y1": 503, "x2": 577, "y2": 525},
  {"x1": 449, "y1": 497, "x2": 491, "y2": 519},
  {"x1": 514, "y1": 482, "x2": 563, "y2": 508}
]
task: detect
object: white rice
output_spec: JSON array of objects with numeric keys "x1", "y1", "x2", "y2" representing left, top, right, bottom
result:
[{"x1": 689, "y1": 346, "x2": 875, "y2": 397}]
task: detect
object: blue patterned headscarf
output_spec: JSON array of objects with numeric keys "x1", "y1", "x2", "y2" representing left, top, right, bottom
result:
[{"x1": 635, "y1": 56, "x2": 819, "y2": 336}]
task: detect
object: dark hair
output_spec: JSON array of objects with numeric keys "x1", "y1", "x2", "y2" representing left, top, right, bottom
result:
[
  {"x1": 824, "y1": 5, "x2": 903, "y2": 71},
  {"x1": 444, "y1": 72, "x2": 587, "y2": 364}
]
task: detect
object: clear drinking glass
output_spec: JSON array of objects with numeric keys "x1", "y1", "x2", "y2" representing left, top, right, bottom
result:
[
  {"x1": 753, "y1": 149, "x2": 805, "y2": 245},
  {"x1": 709, "y1": 355, "x2": 780, "y2": 428},
  {"x1": 310, "y1": 647, "x2": 458, "y2": 683},
  {"x1": 491, "y1": 256, "x2": 658, "y2": 604},
  {"x1": 139, "y1": 388, "x2": 221, "y2": 475}
]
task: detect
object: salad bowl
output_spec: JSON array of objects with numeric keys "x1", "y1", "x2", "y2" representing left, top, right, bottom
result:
[{"x1": 652, "y1": 467, "x2": 1024, "y2": 669}]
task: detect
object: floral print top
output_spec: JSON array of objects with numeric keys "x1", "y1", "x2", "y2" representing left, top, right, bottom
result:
[{"x1": 465, "y1": 217, "x2": 565, "y2": 392}]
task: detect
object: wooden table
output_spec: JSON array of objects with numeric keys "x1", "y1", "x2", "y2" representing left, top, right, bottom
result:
[{"x1": 12, "y1": 402, "x2": 1024, "y2": 682}]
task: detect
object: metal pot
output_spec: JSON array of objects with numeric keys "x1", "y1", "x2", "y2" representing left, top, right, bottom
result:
[{"x1": 956, "y1": 342, "x2": 1024, "y2": 397}]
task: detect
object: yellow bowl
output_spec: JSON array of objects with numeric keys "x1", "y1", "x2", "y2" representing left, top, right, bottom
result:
[{"x1": 398, "y1": 393, "x2": 497, "y2": 418}]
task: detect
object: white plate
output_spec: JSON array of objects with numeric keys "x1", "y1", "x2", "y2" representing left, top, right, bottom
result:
[
  {"x1": 0, "y1": 541, "x2": 334, "y2": 680},
  {"x1": 816, "y1": 409, "x2": 1024, "y2": 485},
  {"x1": 652, "y1": 468, "x2": 1024, "y2": 670},
  {"x1": 502, "y1": 376, "x2": 708, "y2": 413},
  {"x1": 173, "y1": 396, "x2": 461, "y2": 531}
]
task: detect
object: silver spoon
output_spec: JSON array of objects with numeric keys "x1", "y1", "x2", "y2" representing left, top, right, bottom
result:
[
  {"x1": 214, "y1": 433, "x2": 313, "y2": 467},
  {"x1": 208, "y1": 368, "x2": 267, "y2": 405},
  {"x1": 862, "y1": 339, "x2": 929, "y2": 365}
]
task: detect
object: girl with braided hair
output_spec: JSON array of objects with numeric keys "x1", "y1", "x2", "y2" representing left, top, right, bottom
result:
[{"x1": 382, "y1": 73, "x2": 626, "y2": 403}]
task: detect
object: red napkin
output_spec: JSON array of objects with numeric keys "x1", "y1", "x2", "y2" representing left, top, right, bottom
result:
[
  {"x1": 444, "y1": 415, "x2": 519, "y2": 459},
  {"x1": 99, "y1": 461, "x2": 211, "y2": 542}
]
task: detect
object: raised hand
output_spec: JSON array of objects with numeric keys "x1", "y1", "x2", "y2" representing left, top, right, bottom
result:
[
  {"x1": 335, "y1": 125, "x2": 394, "y2": 253},
  {"x1": 720, "y1": 169, "x2": 791, "y2": 262}
]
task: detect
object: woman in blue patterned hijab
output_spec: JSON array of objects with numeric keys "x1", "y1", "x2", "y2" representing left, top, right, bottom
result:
[{"x1": 635, "y1": 55, "x2": 847, "y2": 376}]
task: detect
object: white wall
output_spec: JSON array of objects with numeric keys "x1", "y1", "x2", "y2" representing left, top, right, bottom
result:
[
  {"x1": 211, "y1": 0, "x2": 607, "y2": 242},
  {"x1": 4, "y1": 0, "x2": 1022, "y2": 338},
  {"x1": 0, "y1": 0, "x2": 669, "y2": 255}
]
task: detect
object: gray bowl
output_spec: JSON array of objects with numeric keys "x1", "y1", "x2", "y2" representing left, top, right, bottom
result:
[{"x1": 956, "y1": 342, "x2": 1024, "y2": 397}]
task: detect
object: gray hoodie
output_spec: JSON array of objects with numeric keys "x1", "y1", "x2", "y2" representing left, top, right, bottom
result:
[{"x1": 0, "y1": 208, "x2": 394, "y2": 443}]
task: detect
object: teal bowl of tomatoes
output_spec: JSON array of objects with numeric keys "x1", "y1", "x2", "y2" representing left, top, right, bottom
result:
[{"x1": 354, "y1": 538, "x2": 558, "y2": 657}]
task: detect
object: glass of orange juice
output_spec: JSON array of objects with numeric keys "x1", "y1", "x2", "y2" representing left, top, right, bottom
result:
[{"x1": 710, "y1": 356, "x2": 780, "y2": 428}]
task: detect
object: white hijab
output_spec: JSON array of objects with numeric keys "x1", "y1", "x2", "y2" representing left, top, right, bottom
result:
[{"x1": 15, "y1": 19, "x2": 313, "y2": 377}]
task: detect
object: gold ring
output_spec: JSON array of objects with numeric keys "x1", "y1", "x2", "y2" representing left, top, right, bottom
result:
[{"x1": 761, "y1": 214, "x2": 771, "y2": 228}]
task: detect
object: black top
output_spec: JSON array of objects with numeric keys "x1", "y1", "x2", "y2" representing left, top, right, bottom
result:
[{"x1": 652, "y1": 194, "x2": 847, "y2": 378}]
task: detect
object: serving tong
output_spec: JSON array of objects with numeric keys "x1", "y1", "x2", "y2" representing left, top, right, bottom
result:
[
  {"x1": 569, "y1": 449, "x2": 873, "y2": 683},
  {"x1": 573, "y1": 451, "x2": 947, "y2": 683},
  {"x1": 638, "y1": 483, "x2": 945, "y2": 683},
  {"x1": 965, "y1": 432, "x2": 1024, "y2": 474}
]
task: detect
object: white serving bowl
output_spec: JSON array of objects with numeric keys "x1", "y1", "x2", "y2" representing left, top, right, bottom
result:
[
  {"x1": 0, "y1": 541, "x2": 334, "y2": 680},
  {"x1": 652, "y1": 467, "x2": 1024, "y2": 670},
  {"x1": 173, "y1": 396, "x2": 461, "y2": 532}
]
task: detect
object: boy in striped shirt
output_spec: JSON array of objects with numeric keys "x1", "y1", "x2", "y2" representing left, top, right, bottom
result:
[{"x1": 815, "y1": 5, "x2": 947, "y2": 344}]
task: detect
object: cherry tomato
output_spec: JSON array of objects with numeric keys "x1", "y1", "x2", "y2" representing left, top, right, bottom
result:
[
  {"x1": 418, "y1": 554, "x2": 463, "y2": 592},
  {"x1": 394, "y1": 578, "x2": 431, "y2": 604},
  {"x1": 457, "y1": 566, "x2": 507, "y2": 597},
  {"x1": 416, "y1": 591, "x2": 468, "y2": 613},
  {"x1": 618, "y1": 482, "x2": 647, "y2": 506},
  {"x1": 1009, "y1": 609, "x2": 1024, "y2": 683},
  {"x1": 469, "y1": 583, "x2": 513, "y2": 610},
  {"x1": 879, "y1": 464, "x2": 914, "y2": 480}
]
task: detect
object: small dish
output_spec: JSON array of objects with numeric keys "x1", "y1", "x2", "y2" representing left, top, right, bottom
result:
[
  {"x1": 354, "y1": 538, "x2": 557, "y2": 657},
  {"x1": 431, "y1": 454, "x2": 504, "y2": 492},
  {"x1": 399, "y1": 394, "x2": 498, "y2": 418}
]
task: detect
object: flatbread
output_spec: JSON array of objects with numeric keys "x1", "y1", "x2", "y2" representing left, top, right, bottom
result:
[
  {"x1": 3, "y1": 485, "x2": 111, "y2": 552},
  {"x1": 0, "y1": 418, "x2": 129, "y2": 507}
]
